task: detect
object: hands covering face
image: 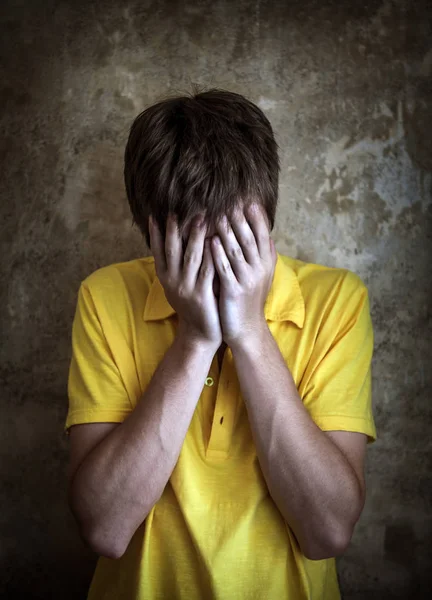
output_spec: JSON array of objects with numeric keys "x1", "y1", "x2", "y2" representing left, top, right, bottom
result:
[
  {"x1": 209, "y1": 202, "x2": 277, "y2": 348},
  {"x1": 150, "y1": 202, "x2": 277, "y2": 349}
]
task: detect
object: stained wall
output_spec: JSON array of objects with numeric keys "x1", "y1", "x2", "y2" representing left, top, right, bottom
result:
[{"x1": 1, "y1": 0, "x2": 431, "y2": 597}]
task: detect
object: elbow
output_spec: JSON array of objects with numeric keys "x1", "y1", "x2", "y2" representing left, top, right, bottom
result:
[
  {"x1": 301, "y1": 528, "x2": 352, "y2": 561},
  {"x1": 83, "y1": 507, "x2": 153, "y2": 560},
  {"x1": 93, "y1": 543, "x2": 125, "y2": 561},
  {"x1": 86, "y1": 526, "x2": 127, "y2": 560},
  {"x1": 303, "y1": 490, "x2": 365, "y2": 561},
  {"x1": 68, "y1": 489, "x2": 129, "y2": 560},
  {"x1": 69, "y1": 504, "x2": 127, "y2": 560}
]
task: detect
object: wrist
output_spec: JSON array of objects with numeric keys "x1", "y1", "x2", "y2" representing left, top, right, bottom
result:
[
  {"x1": 176, "y1": 323, "x2": 220, "y2": 355},
  {"x1": 229, "y1": 320, "x2": 270, "y2": 354}
]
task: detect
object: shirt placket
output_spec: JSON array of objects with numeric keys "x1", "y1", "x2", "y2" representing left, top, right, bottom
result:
[{"x1": 205, "y1": 347, "x2": 239, "y2": 460}]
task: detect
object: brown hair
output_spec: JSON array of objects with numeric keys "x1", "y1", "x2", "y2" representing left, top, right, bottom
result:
[{"x1": 124, "y1": 86, "x2": 280, "y2": 250}]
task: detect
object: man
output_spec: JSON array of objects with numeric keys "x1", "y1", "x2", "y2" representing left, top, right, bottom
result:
[{"x1": 65, "y1": 88, "x2": 377, "y2": 599}]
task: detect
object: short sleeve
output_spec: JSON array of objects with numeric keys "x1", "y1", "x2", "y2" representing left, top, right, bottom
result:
[
  {"x1": 301, "y1": 277, "x2": 377, "y2": 444},
  {"x1": 64, "y1": 282, "x2": 133, "y2": 435}
]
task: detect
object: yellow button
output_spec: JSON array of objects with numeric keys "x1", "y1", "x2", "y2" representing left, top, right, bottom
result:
[{"x1": 205, "y1": 376, "x2": 214, "y2": 387}]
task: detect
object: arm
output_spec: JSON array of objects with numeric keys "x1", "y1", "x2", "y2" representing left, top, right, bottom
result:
[
  {"x1": 69, "y1": 326, "x2": 217, "y2": 560},
  {"x1": 230, "y1": 323, "x2": 365, "y2": 561},
  {"x1": 207, "y1": 201, "x2": 373, "y2": 561}
]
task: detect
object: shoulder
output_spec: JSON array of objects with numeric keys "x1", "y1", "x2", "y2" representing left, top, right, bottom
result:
[
  {"x1": 289, "y1": 255, "x2": 368, "y2": 305},
  {"x1": 82, "y1": 256, "x2": 156, "y2": 294},
  {"x1": 78, "y1": 256, "x2": 157, "y2": 314},
  {"x1": 280, "y1": 254, "x2": 369, "y2": 330}
]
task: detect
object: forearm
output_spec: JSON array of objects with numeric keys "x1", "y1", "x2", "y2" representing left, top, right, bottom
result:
[
  {"x1": 69, "y1": 327, "x2": 217, "y2": 559},
  {"x1": 231, "y1": 323, "x2": 364, "y2": 560}
]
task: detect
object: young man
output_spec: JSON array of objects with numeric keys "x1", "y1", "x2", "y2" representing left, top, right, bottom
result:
[{"x1": 65, "y1": 88, "x2": 377, "y2": 599}]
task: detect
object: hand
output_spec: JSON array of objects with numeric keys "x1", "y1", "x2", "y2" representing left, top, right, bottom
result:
[
  {"x1": 149, "y1": 212, "x2": 222, "y2": 348},
  {"x1": 210, "y1": 202, "x2": 277, "y2": 349}
]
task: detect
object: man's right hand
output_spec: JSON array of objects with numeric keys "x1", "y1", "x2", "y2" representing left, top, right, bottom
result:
[{"x1": 149, "y1": 212, "x2": 222, "y2": 348}]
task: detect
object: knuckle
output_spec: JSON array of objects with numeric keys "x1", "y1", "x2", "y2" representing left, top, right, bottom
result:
[
  {"x1": 184, "y1": 250, "x2": 197, "y2": 265},
  {"x1": 229, "y1": 246, "x2": 242, "y2": 259},
  {"x1": 193, "y1": 221, "x2": 203, "y2": 234},
  {"x1": 194, "y1": 294, "x2": 204, "y2": 308},
  {"x1": 165, "y1": 274, "x2": 175, "y2": 288},
  {"x1": 177, "y1": 285, "x2": 188, "y2": 299}
]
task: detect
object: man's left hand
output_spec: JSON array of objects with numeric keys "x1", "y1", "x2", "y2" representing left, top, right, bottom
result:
[{"x1": 210, "y1": 202, "x2": 277, "y2": 349}]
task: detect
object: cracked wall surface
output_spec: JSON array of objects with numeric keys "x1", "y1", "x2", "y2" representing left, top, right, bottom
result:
[{"x1": 1, "y1": 0, "x2": 431, "y2": 597}]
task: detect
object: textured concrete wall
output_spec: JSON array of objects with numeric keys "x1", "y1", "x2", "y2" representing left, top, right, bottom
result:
[{"x1": 1, "y1": 0, "x2": 431, "y2": 597}]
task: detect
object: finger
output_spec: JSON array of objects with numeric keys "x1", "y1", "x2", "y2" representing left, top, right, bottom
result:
[
  {"x1": 165, "y1": 213, "x2": 182, "y2": 276},
  {"x1": 183, "y1": 216, "x2": 207, "y2": 288},
  {"x1": 227, "y1": 206, "x2": 259, "y2": 267},
  {"x1": 245, "y1": 203, "x2": 271, "y2": 262},
  {"x1": 198, "y1": 238, "x2": 215, "y2": 287},
  {"x1": 215, "y1": 215, "x2": 248, "y2": 281},
  {"x1": 211, "y1": 235, "x2": 237, "y2": 290},
  {"x1": 149, "y1": 215, "x2": 166, "y2": 275}
]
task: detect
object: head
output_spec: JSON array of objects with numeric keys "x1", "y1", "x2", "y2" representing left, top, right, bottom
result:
[{"x1": 124, "y1": 85, "x2": 280, "y2": 253}]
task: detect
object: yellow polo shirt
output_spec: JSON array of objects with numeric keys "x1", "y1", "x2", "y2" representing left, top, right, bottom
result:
[{"x1": 65, "y1": 251, "x2": 377, "y2": 600}]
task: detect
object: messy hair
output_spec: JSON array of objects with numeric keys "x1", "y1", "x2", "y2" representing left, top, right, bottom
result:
[{"x1": 124, "y1": 86, "x2": 280, "y2": 250}]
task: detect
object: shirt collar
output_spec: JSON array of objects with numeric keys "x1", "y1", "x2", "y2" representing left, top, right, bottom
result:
[{"x1": 143, "y1": 251, "x2": 305, "y2": 328}]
